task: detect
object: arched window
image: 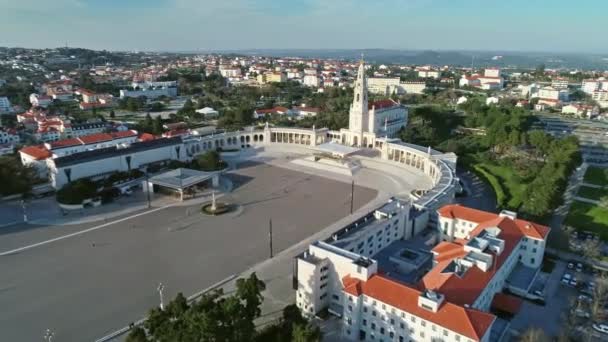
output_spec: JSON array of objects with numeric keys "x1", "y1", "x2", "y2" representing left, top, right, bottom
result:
[{"x1": 356, "y1": 93, "x2": 360, "y2": 102}]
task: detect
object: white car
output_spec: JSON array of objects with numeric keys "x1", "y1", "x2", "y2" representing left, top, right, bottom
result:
[
  {"x1": 592, "y1": 323, "x2": 608, "y2": 334},
  {"x1": 562, "y1": 273, "x2": 572, "y2": 285}
]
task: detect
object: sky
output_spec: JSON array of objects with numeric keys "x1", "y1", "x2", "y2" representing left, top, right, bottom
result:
[{"x1": 0, "y1": 0, "x2": 606, "y2": 53}]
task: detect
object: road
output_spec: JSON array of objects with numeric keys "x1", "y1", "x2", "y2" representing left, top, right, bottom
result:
[
  {"x1": 0, "y1": 163, "x2": 377, "y2": 342},
  {"x1": 454, "y1": 168, "x2": 498, "y2": 212}
]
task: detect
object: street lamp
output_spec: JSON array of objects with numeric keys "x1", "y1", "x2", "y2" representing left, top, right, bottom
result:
[
  {"x1": 43, "y1": 328, "x2": 54, "y2": 342},
  {"x1": 21, "y1": 199, "x2": 28, "y2": 223},
  {"x1": 157, "y1": 283, "x2": 165, "y2": 310}
]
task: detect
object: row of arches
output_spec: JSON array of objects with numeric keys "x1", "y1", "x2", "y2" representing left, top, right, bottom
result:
[
  {"x1": 186, "y1": 134, "x2": 265, "y2": 156},
  {"x1": 270, "y1": 132, "x2": 313, "y2": 145},
  {"x1": 387, "y1": 148, "x2": 432, "y2": 175}
]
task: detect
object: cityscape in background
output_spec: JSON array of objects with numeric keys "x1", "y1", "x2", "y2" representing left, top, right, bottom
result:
[{"x1": 1, "y1": 3, "x2": 608, "y2": 342}]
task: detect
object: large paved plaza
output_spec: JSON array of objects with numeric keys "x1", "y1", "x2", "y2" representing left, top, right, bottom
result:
[{"x1": 0, "y1": 163, "x2": 377, "y2": 342}]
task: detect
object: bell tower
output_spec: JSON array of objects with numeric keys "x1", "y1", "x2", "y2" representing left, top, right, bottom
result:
[{"x1": 349, "y1": 58, "x2": 369, "y2": 133}]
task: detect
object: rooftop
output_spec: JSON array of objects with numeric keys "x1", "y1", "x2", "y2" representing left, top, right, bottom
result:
[{"x1": 147, "y1": 168, "x2": 218, "y2": 190}]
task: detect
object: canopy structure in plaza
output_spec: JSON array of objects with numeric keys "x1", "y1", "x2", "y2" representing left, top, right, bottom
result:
[
  {"x1": 146, "y1": 168, "x2": 220, "y2": 200},
  {"x1": 313, "y1": 142, "x2": 360, "y2": 159}
]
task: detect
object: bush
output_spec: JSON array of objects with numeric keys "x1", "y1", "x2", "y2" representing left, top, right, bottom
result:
[{"x1": 56, "y1": 179, "x2": 98, "y2": 205}]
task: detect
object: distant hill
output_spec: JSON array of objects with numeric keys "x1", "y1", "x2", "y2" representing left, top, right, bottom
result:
[{"x1": 217, "y1": 49, "x2": 608, "y2": 70}]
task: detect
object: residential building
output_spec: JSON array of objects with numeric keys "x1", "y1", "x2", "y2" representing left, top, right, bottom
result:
[
  {"x1": 295, "y1": 204, "x2": 549, "y2": 342},
  {"x1": 485, "y1": 97, "x2": 499, "y2": 105},
  {"x1": 0, "y1": 128, "x2": 20, "y2": 145},
  {"x1": 582, "y1": 79, "x2": 601, "y2": 94},
  {"x1": 562, "y1": 104, "x2": 598, "y2": 118},
  {"x1": 401, "y1": 82, "x2": 426, "y2": 95},
  {"x1": 219, "y1": 66, "x2": 242, "y2": 78},
  {"x1": 292, "y1": 106, "x2": 320, "y2": 117},
  {"x1": 195, "y1": 107, "x2": 219, "y2": 118},
  {"x1": 253, "y1": 106, "x2": 291, "y2": 119},
  {"x1": 536, "y1": 86, "x2": 569, "y2": 107},
  {"x1": 303, "y1": 74, "x2": 321, "y2": 88},
  {"x1": 0, "y1": 96, "x2": 11, "y2": 113},
  {"x1": 368, "y1": 77, "x2": 401, "y2": 95},
  {"x1": 551, "y1": 77, "x2": 569, "y2": 89},
  {"x1": 417, "y1": 67, "x2": 441, "y2": 79},
  {"x1": 120, "y1": 81, "x2": 177, "y2": 99},
  {"x1": 257, "y1": 72, "x2": 286, "y2": 84},
  {"x1": 29, "y1": 93, "x2": 53, "y2": 108}
]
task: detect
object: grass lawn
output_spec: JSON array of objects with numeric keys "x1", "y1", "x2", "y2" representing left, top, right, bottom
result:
[
  {"x1": 473, "y1": 162, "x2": 528, "y2": 209},
  {"x1": 583, "y1": 166, "x2": 608, "y2": 186},
  {"x1": 577, "y1": 185, "x2": 608, "y2": 201},
  {"x1": 565, "y1": 201, "x2": 608, "y2": 241}
]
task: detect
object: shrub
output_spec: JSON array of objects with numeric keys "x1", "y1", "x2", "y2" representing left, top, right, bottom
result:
[{"x1": 56, "y1": 179, "x2": 98, "y2": 205}]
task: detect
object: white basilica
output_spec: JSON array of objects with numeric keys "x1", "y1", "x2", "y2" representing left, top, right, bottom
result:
[{"x1": 338, "y1": 59, "x2": 408, "y2": 148}]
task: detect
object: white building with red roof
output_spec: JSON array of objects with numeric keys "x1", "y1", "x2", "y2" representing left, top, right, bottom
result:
[{"x1": 295, "y1": 202, "x2": 549, "y2": 342}]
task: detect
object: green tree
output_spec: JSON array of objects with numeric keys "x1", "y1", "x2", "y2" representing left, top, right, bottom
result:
[
  {"x1": 125, "y1": 327, "x2": 149, "y2": 342},
  {"x1": 109, "y1": 110, "x2": 116, "y2": 119},
  {"x1": 153, "y1": 116, "x2": 164, "y2": 135},
  {"x1": 0, "y1": 156, "x2": 37, "y2": 196},
  {"x1": 291, "y1": 323, "x2": 322, "y2": 342},
  {"x1": 195, "y1": 150, "x2": 226, "y2": 171}
]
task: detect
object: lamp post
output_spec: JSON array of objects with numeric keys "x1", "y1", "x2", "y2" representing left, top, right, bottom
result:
[
  {"x1": 269, "y1": 219, "x2": 273, "y2": 259},
  {"x1": 350, "y1": 180, "x2": 355, "y2": 215},
  {"x1": 43, "y1": 328, "x2": 54, "y2": 342},
  {"x1": 21, "y1": 199, "x2": 28, "y2": 223},
  {"x1": 145, "y1": 171, "x2": 151, "y2": 209},
  {"x1": 157, "y1": 283, "x2": 165, "y2": 310}
]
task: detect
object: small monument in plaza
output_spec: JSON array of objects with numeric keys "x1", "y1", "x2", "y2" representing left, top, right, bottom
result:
[{"x1": 201, "y1": 190, "x2": 231, "y2": 216}]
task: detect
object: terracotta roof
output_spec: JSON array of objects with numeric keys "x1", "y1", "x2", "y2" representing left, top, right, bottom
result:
[
  {"x1": 438, "y1": 204, "x2": 550, "y2": 240},
  {"x1": 139, "y1": 133, "x2": 156, "y2": 142},
  {"x1": 370, "y1": 99, "x2": 398, "y2": 110},
  {"x1": 78, "y1": 133, "x2": 113, "y2": 145},
  {"x1": 437, "y1": 204, "x2": 496, "y2": 222},
  {"x1": 110, "y1": 130, "x2": 138, "y2": 139},
  {"x1": 50, "y1": 138, "x2": 82, "y2": 149},
  {"x1": 20, "y1": 145, "x2": 52, "y2": 160},
  {"x1": 342, "y1": 275, "x2": 495, "y2": 341}
]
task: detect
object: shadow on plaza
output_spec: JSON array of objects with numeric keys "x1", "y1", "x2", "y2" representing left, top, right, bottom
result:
[{"x1": 226, "y1": 173, "x2": 255, "y2": 191}]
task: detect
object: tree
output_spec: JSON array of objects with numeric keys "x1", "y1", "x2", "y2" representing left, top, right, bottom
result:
[
  {"x1": 109, "y1": 110, "x2": 115, "y2": 118},
  {"x1": 519, "y1": 326, "x2": 549, "y2": 342},
  {"x1": 0, "y1": 156, "x2": 37, "y2": 197},
  {"x1": 125, "y1": 327, "x2": 149, "y2": 342},
  {"x1": 291, "y1": 323, "x2": 322, "y2": 342},
  {"x1": 195, "y1": 151, "x2": 226, "y2": 171},
  {"x1": 153, "y1": 116, "x2": 164, "y2": 135}
]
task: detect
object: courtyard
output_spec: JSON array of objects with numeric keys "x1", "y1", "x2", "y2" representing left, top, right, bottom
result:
[{"x1": 0, "y1": 163, "x2": 378, "y2": 342}]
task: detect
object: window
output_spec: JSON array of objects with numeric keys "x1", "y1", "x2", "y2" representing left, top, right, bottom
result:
[
  {"x1": 363, "y1": 319, "x2": 367, "y2": 326},
  {"x1": 390, "y1": 319, "x2": 395, "y2": 325},
  {"x1": 390, "y1": 331, "x2": 394, "y2": 338},
  {"x1": 371, "y1": 323, "x2": 376, "y2": 330},
  {"x1": 382, "y1": 304, "x2": 386, "y2": 310},
  {"x1": 401, "y1": 312, "x2": 405, "y2": 319},
  {"x1": 372, "y1": 310, "x2": 377, "y2": 317},
  {"x1": 420, "y1": 331, "x2": 425, "y2": 338},
  {"x1": 410, "y1": 316, "x2": 416, "y2": 323},
  {"x1": 531, "y1": 257, "x2": 535, "y2": 264},
  {"x1": 534, "y1": 240, "x2": 539, "y2": 245},
  {"x1": 348, "y1": 305, "x2": 353, "y2": 312},
  {"x1": 400, "y1": 323, "x2": 405, "y2": 329},
  {"x1": 332, "y1": 294, "x2": 339, "y2": 300},
  {"x1": 363, "y1": 307, "x2": 368, "y2": 313},
  {"x1": 380, "y1": 327, "x2": 385, "y2": 335},
  {"x1": 443, "y1": 330, "x2": 448, "y2": 337},
  {"x1": 347, "y1": 318, "x2": 352, "y2": 325},
  {"x1": 421, "y1": 321, "x2": 426, "y2": 327},
  {"x1": 432, "y1": 325, "x2": 436, "y2": 332},
  {"x1": 455, "y1": 335, "x2": 460, "y2": 341},
  {"x1": 532, "y1": 248, "x2": 537, "y2": 253},
  {"x1": 349, "y1": 296, "x2": 353, "y2": 302}
]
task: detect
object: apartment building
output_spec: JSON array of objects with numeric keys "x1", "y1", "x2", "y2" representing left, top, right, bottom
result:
[{"x1": 295, "y1": 203, "x2": 549, "y2": 342}]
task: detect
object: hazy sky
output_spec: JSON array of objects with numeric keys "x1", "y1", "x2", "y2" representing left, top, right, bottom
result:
[{"x1": 0, "y1": 0, "x2": 605, "y2": 53}]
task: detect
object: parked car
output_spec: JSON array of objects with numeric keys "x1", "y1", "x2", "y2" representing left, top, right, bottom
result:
[
  {"x1": 562, "y1": 273, "x2": 572, "y2": 285},
  {"x1": 568, "y1": 263, "x2": 575, "y2": 269},
  {"x1": 579, "y1": 294, "x2": 593, "y2": 303},
  {"x1": 570, "y1": 278, "x2": 578, "y2": 287},
  {"x1": 574, "y1": 308, "x2": 591, "y2": 318},
  {"x1": 592, "y1": 323, "x2": 608, "y2": 334}
]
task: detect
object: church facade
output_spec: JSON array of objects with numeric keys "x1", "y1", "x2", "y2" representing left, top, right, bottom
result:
[{"x1": 339, "y1": 60, "x2": 408, "y2": 148}]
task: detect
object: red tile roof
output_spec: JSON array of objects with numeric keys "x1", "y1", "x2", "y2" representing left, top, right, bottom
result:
[
  {"x1": 19, "y1": 145, "x2": 52, "y2": 160},
  {"x1": 139, "y1": 133, "x2": 156, "y2": 142},
  {"x1": 342, "y1": 275, "x2": 495, "y2": 341},
  {"x1": 50, "y1": 138, "x2": 82, "y2": 149},
  {"x1": 110, "y1": 130, "x2": 138, "y2": 139},
  {"x1": 370, "y1": 99, "x2": 398, "y2": 110},
  {"x1": 78, "y1": 133, "x2": 113, "y2": 145}
]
